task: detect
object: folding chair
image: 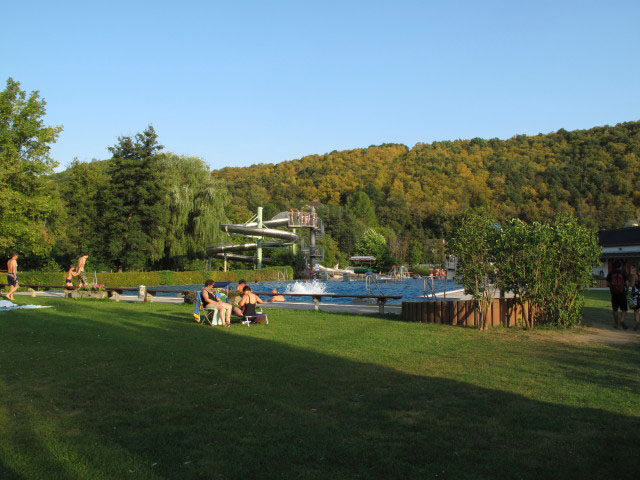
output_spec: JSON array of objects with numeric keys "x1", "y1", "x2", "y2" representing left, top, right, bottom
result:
[{"x1": 193, "y1": 295, "x2": 223, "y2": 326}]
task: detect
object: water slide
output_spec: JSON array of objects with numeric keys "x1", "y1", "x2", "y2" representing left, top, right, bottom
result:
[
  {"x1": 316, "y1": 264, "x2": 354, "y2": 276},
  {"x1": 206, "y1": 213, "x2": 298, "y2": 262}
]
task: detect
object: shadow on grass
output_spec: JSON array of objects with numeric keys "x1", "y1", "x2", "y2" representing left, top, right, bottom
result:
[{"x1": 0, "y1": 300, "x2": 639, "y2": 479}]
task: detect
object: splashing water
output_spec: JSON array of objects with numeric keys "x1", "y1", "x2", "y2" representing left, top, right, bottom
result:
[{"x1": 284, "y1": 280, "x2": 328, "y2": 295}]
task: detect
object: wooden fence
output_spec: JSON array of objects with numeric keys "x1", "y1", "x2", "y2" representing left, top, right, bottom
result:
[{"x1": 401, "y1": 298, "x2": 531, "y2": 328}]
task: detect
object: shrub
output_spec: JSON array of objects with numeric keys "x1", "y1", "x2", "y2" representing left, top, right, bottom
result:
[
  {"x1": 16, "y1": 267, "x2": 292, "y2": 289},
  {"x1": 449, "y1": 211, "x2": 500, "y2": 330}
]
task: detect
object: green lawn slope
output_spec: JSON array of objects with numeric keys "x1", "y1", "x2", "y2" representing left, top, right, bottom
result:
[{"x1": 0, "y1": 292, "x2": 638, "y2": 479}]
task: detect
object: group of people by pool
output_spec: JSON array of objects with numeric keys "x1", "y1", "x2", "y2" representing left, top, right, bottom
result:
[
  {"x1": 200, "y1": 279, "x2": 284, "y2": 327},
  {"x1": 3, "y1": 252, "x2": 90, "y2": 301}
]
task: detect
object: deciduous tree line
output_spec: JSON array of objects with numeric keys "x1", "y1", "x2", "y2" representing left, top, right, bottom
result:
[
  {"x1": 1, "y1": 79, "x2": 228, "y2": 271},
  {"x1": 1, "y1": 77, "x2": 633, "y2": 275}
]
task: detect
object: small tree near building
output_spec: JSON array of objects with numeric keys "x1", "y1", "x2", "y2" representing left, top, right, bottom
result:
[{"x1": 449, "y1": 211, "x2": 500, "y2": 330}]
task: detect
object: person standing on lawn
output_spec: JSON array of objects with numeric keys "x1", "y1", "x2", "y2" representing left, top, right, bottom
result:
[
  {"x1": 606, "y1": 260, "x2": 629, "y2": 329},
  {"x1": 5, "y1": 252, "x2": 19, "y2": 301},
  {"x1": 76, "y1": 253, "x2": 89, "y2": 288},
  {"x1": 630, "y1": 273, "x2": 640, "y2": 331}
]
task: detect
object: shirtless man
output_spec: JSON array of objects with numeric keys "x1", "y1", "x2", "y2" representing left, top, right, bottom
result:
[
  {"x1": 232, "y1": 279, "x2": 247, "y2": 316},
  {"x1": 268, "y1": 289, "x2": 285, "y2": 302},
  {"x1": 201, "y1": 279, "x2": 233, "y2": 327},
  {"x1": 5, "y1": 252, "x2": 19, "y2": 301},
  {"x1": 76, "y1": 253, "x2": 89, "y2": 288}
]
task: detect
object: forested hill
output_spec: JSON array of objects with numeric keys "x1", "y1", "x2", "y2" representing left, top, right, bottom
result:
[{"x1": 213, "y1": 121, "x2": 640, "y2": 237}]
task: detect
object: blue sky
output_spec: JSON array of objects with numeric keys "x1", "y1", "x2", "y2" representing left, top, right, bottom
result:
[{"x1": 2, "y1": 0, "x2": 639, "y2": 170}]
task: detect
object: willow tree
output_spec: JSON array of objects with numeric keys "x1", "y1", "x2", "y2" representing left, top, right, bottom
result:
[
  {"x1": 160, "y1": 154, "x2": 228, "y2": 268},
  {"x1": 0, "y1": 78, "x2": 63, "y2": 258}
]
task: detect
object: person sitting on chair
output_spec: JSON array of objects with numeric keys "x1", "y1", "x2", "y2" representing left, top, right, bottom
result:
[
  {"x1": 232, "y1": 279, "x2": 247, "y2": 316},
  {"x1": 201, "y1": 279, "x2": 232, "y2": 327},
  {"x1": 239, "y1": 285, "x2": 263, "y2": 317}
]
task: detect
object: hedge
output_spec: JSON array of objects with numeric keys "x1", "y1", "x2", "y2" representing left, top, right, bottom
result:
[{"x1": 12, "y1": 266, "x2": 293, "y2": 289}]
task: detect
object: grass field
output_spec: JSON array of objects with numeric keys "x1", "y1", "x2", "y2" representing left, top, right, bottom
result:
[{"x1": 0, "y1": 291, "x2": 638, "y2": 479}]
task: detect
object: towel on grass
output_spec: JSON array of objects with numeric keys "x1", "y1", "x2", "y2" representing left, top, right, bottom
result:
[{"x1": 0, "y1": 300, "x2": 53, "y2": 311}]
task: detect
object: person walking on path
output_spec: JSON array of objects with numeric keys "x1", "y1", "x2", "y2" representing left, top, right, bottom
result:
[
  {"x1": 5, "y1": 253, "x2": 19, "y2": 301},
  {"x1": 606, "y1": 260, "x2": 629, "y2": 329},
  {"x1": 76, "y1": 253, "x2": 89, "y2": 288}
]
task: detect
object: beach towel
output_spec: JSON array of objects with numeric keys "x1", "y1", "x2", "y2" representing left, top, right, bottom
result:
[{"x1": 0, "y1": 300, "x2": 53, "y2": 311}]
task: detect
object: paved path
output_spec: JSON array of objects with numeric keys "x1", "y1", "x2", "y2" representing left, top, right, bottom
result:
[{"x1": 11, "y1": 291, "x2": 402, "y2": 315}]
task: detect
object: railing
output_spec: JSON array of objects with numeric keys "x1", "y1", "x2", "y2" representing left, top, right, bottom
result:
[
  {"x1": 1, "y1": 283, "x2": 403, "y2": 313},
  {"x1": 365, "y1": 273, "x2": 385, "y2": 296},
  {"x1": 254, "y1": 291, "x2": 402, "y2": 314},
  {"x1": 423, "y1": 274, "x2": 448, "y2": 299}
]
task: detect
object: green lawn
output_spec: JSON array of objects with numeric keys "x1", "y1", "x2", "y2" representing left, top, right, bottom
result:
[{"x1": 0, "y1": 292, "x2": 638, "y2": 479}]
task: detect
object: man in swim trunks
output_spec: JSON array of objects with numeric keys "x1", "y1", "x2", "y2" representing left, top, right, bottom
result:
[
  {"x1": 5, "y1": 252, "x2": 19, "y2": 301},
  {"x1": 76, "y1": 253, "x2": 89, "y2": 288}
]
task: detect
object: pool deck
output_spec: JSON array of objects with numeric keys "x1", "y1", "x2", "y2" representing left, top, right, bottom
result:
[{"x1": 9, "y1": 287, "x2": 515, "y2": 316}]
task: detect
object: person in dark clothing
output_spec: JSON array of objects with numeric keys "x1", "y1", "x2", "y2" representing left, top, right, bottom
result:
[
  {"x1": 239, "y1": 285, "x2": 263, "y2": 317},
  {"x1": 630, "y1": 273, "x2": 640, "y2": 332},
  {"x1": 201, "y1": 279, "x2": 232, "y2": 327},
  {"x1": 606, "y1": 261, "x2": 629, "y2": 329}
]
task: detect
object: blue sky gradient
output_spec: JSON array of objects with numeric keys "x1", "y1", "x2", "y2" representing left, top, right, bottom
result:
[{"x1": 2, "y1": 0, "x2": 639, "y2": 170}]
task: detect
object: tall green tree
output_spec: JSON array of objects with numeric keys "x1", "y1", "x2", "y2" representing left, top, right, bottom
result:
[
  {"x1": 345, "y1": 191, "x2": 377, "y2": 226},
  {"x1": 160, "y1": 153, "x2": 229, "y2": 268},
  {"x1": 0, "y1": 78, "x2": 63, "y2": 257},
  {"x1": 54, "y1": 159, "x2": 109, "y2": 267},
  {"x1": 101, "y1": 125, "x2": 169, "y2": 270},
  {"x1": 355, "y1": 228, "x2": 390, "y2": 270}
]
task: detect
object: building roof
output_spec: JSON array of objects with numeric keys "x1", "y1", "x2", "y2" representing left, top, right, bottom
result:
[
  {"x1": 600, "y1": 252, "x2": 640, "y2": 259},
  {"x1": 597, "y1": 226, "x2": 640, "y2": 247}
]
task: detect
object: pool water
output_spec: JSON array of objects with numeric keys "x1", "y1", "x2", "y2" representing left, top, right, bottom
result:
[{"x1": 156, "y1": 278, "x2": 462, "y2": 304}]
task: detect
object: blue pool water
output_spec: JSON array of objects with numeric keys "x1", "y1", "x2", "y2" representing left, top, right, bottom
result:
[{"x1": 153, "y1": 278, "x2": 462, "y2": 304}]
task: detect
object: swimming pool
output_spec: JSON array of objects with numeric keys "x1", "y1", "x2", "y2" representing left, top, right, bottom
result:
[{"x1": 153, "y1": 278, "x2": 462, "y2": 304}]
